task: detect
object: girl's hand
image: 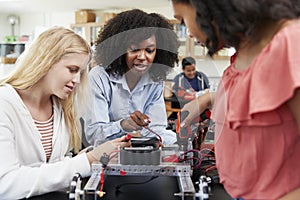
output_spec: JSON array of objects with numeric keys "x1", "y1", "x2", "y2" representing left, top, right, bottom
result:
[{"x1": 87, "y1": 136, "x2": 131, "y2": 164}]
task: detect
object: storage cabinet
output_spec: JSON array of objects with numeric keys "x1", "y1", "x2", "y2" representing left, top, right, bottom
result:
[{"x1": 70, "y1": 22, "x2": 104, "y2": 46}]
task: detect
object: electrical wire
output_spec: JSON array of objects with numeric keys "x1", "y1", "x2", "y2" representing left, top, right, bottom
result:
[
  {"x1": 97, "y1": 152, "x2": 117, "y2": 198},
  {"x1": 98, "y1": 167, "x2": 105, "y2": 198},
  {"x1": 143, "y1": 126, "x2": 162, "y2": 142},
  {"x1": 115, "y1": 176, "x2": 159, "y2": 193},
  {"x1": 108, "y1": 150, "x2": 120, "y2": 162},
  {"x1": 177, "y1": 148, "x2": 203, "y2": 169}
]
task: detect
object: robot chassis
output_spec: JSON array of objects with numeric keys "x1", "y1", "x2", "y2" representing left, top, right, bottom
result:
[{"x1": 69, "y1": 145, "x2": 211, "y2": 200}]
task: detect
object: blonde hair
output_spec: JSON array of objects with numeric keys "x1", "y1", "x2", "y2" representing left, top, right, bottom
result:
[{"x1": 1, "y1": 26, "x2": 92, "y2": 153}]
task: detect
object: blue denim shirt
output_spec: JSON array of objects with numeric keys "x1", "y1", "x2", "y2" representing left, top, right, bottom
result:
[{"x1": 83, "y1": 66, "x2": 177, "y2": 145}]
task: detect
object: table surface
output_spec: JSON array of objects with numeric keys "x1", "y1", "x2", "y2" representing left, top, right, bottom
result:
[{"x1": 26, "y1": 175, "x2": 231, "y2": 200}]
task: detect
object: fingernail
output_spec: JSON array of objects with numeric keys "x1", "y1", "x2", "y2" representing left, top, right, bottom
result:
[
  {"x1": 181, "y1": 122, "x2": 185, "y2": 127},
  {"x1": 144, "y1": 119, "x2": 150, "y2": 124}
]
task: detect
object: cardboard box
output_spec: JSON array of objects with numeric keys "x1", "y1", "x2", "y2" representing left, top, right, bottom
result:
[
  {"x1": 75, "y1": 10, "x2": 96, "y2": 24},
  {"x1": 103, "y1": 12, "x2": 117, "y2": 22},
  {"x1": 1, "y1": 57, "x2": 17, "y2": 64}
]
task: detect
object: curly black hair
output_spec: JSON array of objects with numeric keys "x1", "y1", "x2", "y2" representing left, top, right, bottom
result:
[
  {"x1": 94, "y1": 9, "x2": 179, "y2": 81},
  {"x1": 172, "y1": 0, "x2": 300, "y2": 56}
]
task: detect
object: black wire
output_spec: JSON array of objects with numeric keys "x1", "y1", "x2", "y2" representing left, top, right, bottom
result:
[
  {"x1": 115, "y1": 176, "x2": 159, "y2": 193},
  {"x1": 108, "y1": 152, "x2": 118, "y2": 162}
]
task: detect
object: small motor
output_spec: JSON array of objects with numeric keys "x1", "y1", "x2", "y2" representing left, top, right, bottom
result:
[{"x1": 119, "y1": 137, "x2": 161, "y2": 165}]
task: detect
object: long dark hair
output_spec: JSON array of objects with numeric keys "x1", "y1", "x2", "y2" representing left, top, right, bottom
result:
[
  {"x1": 173, "y1": 0, "x2": 300, "y2": 55},
  {"x1": 94, "y1": 9, "x2": 179, "y2": 81}
]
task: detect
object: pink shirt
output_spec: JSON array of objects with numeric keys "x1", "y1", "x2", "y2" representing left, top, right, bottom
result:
[{"x1": 212, "y1": 22, "x2": 300, "y2": 199}]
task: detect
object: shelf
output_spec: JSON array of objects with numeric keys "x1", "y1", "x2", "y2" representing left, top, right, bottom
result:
[
  {"x1": 0, "y1": 43, "x2": 26, "y2": 62},
  {"x1": 70, "y1": 22, "x2": 104, "y2": 46},
  {"x1": 170, "y1": 20, "x2": 234, "y2": 60},
  {"x1": 0, "y1": 42, "x2": 27, "y2": 45}
]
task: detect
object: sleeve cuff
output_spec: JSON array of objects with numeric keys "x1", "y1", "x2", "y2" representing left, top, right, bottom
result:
[{"x1": 72, "y1": 153, "x2": 92, "y2": 178}]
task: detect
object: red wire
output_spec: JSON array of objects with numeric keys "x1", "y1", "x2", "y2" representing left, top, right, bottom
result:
[
  {"x1": 144, "y1": 126, "x2": 162, "y2": 142},
  {"x1": 200, "y1": 148, "x2": 215, "y2": 153},
  {"x1": 180, "y1": 157, "x2": 202, "y2": 169},
  {"x1": 205, "y1": 165, "x2": 216, "y2": 173},
  {"x1": 99, "y1": 167, "x2": 105, "y2": 194}
]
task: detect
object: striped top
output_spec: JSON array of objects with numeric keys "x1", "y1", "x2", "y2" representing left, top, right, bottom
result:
[{"x1": 34, "y1": 114, "x2": 54, "y2": 161}]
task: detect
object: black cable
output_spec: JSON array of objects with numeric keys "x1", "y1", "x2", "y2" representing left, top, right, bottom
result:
[{"x1": 115, "y1": 176, "x2": 159, "y2": 193}]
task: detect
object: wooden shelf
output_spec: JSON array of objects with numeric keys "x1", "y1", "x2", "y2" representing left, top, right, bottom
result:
[
  {"x1": 70, "y1": 22, "x2": 104, "y2": 46},
  {"x1": 169, "y1": 20, "x2": 234, "y2": 59}
]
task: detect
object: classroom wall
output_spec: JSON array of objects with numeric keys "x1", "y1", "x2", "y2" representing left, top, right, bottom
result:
[
  {"x1": 0, "y1": 7, "x2": 174, "y2": 41},
  {"x1": 0, "y1": 7, "x2": 228, "y2": 80},
  {"x1": 0, "y1": 12, "x2": 74, "y2": 41}
]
